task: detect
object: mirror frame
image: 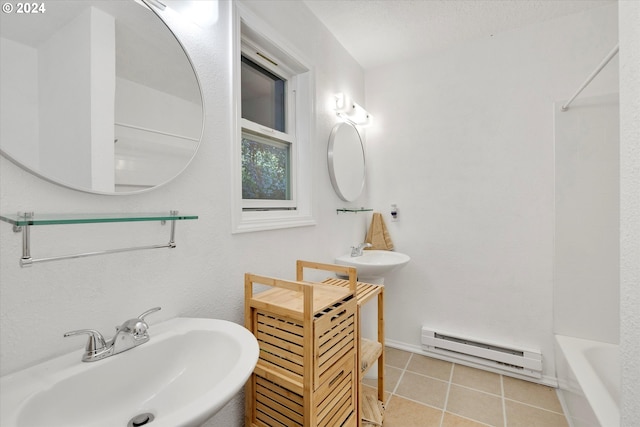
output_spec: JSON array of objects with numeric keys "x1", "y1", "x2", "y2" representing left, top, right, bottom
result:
[
  {"x1": 0, "y1": 0, "x2": 205, "y2": 195},
  {"x1": 327, "y1": 122, "x2": 366, "y2": 202}
]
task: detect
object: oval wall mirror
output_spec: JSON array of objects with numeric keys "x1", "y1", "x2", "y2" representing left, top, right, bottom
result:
[
  {"x1": 0, "y1": 0, "x2": 204, "y2": 194},
  {"x1": 328, "y1": 122, "x2": 365, "y2": 202}
]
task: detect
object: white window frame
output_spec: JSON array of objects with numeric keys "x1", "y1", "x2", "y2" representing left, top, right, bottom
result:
[{"x1": 232, "y1": 2, "x2": 315, "y2": 233}]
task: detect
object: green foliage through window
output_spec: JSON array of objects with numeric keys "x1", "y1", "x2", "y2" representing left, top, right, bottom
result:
[{"x1": 242, "y1": 136, "x2": 290, "y2": 200}]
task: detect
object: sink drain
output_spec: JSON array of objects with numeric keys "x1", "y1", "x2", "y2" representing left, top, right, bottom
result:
[{"x1": 127, "y1": 413, "x2": 155, "y2": 427}]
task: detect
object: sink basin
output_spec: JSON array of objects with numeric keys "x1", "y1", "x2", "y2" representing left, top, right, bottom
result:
[
  {"x1": 335, "y1": 249, "x2": 410, "y2": 279},
  {"x1": 0, "y1": 317, "x2": 259, "y2": 427}
]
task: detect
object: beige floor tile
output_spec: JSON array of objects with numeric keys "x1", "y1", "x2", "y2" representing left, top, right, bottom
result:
[
  {"x1": 385, "y1": 346, "x2": 412, "y2": 369},
  {"x1": 502, "y1": 376, "x2": 563, "y2": 413},
  {"x1": 406, "y1": 354, "x2": 453, "y2": 381},
  {"x1": 442, "y1": 412, "x2": 493, "y2": 427},
  {"x1": 446, "y1": 384, "x2": 504, "y2": 427},
  {"x1": 395, "y1": 371, "x2": 449, "y2": 409},
  {"x1": 362, "y1": 365, "x2": 402, "y2": 393},
  {"x1": 452, "y1": 364, "x2": 502, "y2": 395},
  {"x1": 384, "y1": 395, "x2": 443, "y2": 427},
  {"x1": 505, "y1": 400, "x2": 569, "y2": 427}
]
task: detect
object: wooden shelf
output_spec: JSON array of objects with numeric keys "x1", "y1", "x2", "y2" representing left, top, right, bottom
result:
[
  {"x1": 360, "y1": 339, "x2": 382, "y2": 375},
  {"x1": 320, "y1": 277, "x2": 380, "y2": 305},
  {"x1": 251, "y1": 282, "x2": 353, "y2": 318},
  {"x1": 362, "y1": 394, "x2": 385, "y2": 427}
]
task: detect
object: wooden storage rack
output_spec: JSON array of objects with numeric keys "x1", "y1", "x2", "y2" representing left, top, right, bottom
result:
[
  {"x1": 245, "y1": 260, "x2": 386, "y2": 427},
  {"x1": 245, "y1": 269, "x2": 358, "y2": 427}
]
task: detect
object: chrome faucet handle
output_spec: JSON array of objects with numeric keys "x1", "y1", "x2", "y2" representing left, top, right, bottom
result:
[
  {"x1": 138, "y1": 307, "x2": 161, "y2": 321},
  {"x1": 117, "y1": 307, "x2": 162, "y2": 338},
  {"x1": 351, "y1": 242, "x2": 372, "y2": 256},
  {"x1": 63, "y1": 329, "x2": 107, "y2": 354}
]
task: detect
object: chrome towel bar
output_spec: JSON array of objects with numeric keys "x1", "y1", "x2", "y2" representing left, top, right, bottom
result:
[{"x1": 0, "y1": 211, "x2": 197, "y2": 267}]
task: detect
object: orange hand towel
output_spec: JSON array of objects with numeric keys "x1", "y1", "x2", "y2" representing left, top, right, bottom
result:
[{"x1": 365, "y1": 213, "x2": 394, "y2": 250}]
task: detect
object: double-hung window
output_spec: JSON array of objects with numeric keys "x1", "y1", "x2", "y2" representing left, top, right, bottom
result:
[
  {"x1": 240, "y1": 47, "x2": 295, "y2": 210},
  {"x1": 233, "y1": 5, "x2": 314, "y2": 233}
]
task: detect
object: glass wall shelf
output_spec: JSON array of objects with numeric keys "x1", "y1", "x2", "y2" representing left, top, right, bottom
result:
[
  {"x1": 1, "y1": 211, "x2": 198, "y2": 267},
  {"x1": 0, "y1": 212, "x2": 198, "y2": 227},
  {"x1": 336, "y1": 208, "x2": 373, "y2": 214}
]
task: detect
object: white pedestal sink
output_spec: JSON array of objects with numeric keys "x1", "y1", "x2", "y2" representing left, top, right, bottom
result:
[
  {"x1": 335, "y1": 249, "x2": 410, "y2": 378},
  {"x1": 0, "y1": 318, "x2": 259, "y2": 427},
  {"x1": 335, "y1": 250, "x2": 410, "y2": 282}
]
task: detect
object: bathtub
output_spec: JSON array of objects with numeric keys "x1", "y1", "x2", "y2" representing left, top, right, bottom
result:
[{"x1": 555, "y1": 335, "x2": 620, "y2": 427}]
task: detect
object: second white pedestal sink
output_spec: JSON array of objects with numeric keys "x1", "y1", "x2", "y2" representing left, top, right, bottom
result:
[
  {"x1": 335, "y1": 249, "x2": 410, "y2": 380},
  {"x1": 335, "y1": 249, "x2": 410, "y2": 280}
]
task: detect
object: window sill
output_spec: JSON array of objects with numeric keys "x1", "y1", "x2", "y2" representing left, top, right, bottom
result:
[{"x1": 232, "y1": 211, "x2": 316, "y2": 233}]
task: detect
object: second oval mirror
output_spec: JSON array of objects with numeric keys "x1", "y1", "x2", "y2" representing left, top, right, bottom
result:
[
  {"x1": 328, "y1": 122, "x2": 365, "y2": 202},
  {"x1": 0, "y1": 0, "x2": 203, "y2": 194}
]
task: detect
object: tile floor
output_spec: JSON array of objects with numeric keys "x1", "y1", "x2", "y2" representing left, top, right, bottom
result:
[{"x1": 361, "y1": 347, "x2": 568, "y2": 427}]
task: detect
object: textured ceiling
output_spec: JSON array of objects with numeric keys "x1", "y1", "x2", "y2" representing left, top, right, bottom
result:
[{"x1": 303, "y1": 0, "x2": 616, "y2": 69}]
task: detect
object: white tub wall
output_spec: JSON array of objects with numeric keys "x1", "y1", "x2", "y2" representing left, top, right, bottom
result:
[
  {"x1": 365, "y1": 4, "x2": 619, "y2": 382},
  {"x1": 619, "y1": 0, "x2": 640, "y2": 425},
  {"x1": 0, "y1": 1, "x2": 369, "y2": 426},
  {"x1": 554, "y1": 338, "x2": 600, "y2": 427},
  {"x1": 553, "y1": 93, "x2": 619, "y2": 345}
]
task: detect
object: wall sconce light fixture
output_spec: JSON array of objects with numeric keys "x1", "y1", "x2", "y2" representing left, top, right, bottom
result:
[{"x1": 334, "y1": 93, "x2": 373, "y2": 127}]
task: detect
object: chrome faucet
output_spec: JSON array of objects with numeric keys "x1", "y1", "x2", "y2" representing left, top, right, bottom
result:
[
  {"x1": 351, "y1": 242, "x2": 372, "y2": 257},
  {"x1": 64, "y1": 307, "x2": 161, "y2": 362}
]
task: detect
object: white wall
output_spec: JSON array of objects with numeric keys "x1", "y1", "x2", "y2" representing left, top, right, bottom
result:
[
  {"x1": 114, "y1": 77, "x2": 202, "y2": 189},
  {"x1": 365, "y1": 4, "x2": 619, "y2": 382},
  {"x1": 3, "y1": 7, "x2": 116, "y2": 193},
  {"x1": 89, "y1": 7, "x2": 116, "y2": 192},
  {"x1": 38, "y1": 7, "x2": 116, "y2": 192},
  {"x1": 0, "y1": 1, "x2": 368, "y2": 426},
  {"x1": 115, "y1": 77, "x2": 202, "y2": 139},
  {"x1": 619, "y1": 1, "x2": 640, "y2": 425},
  {"x1": 554, "y1": 93, "x2": 619, "y2": 344},
  {"x1": 0, "y1": 38, "x2": 39, "y2": 169}
]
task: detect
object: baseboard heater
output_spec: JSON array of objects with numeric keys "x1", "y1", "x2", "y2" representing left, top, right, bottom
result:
[{"x1": 421, "y1": 328, "x2": 543, "y2": 379}]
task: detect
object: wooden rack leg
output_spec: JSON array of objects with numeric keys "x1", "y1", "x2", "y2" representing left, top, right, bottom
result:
[
  {"x1": 378, "y1": 288, "x2": 384, "y2": 401},
  {"x1": 357, "y1": 304, "x2": 362, "y2": 427}
]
